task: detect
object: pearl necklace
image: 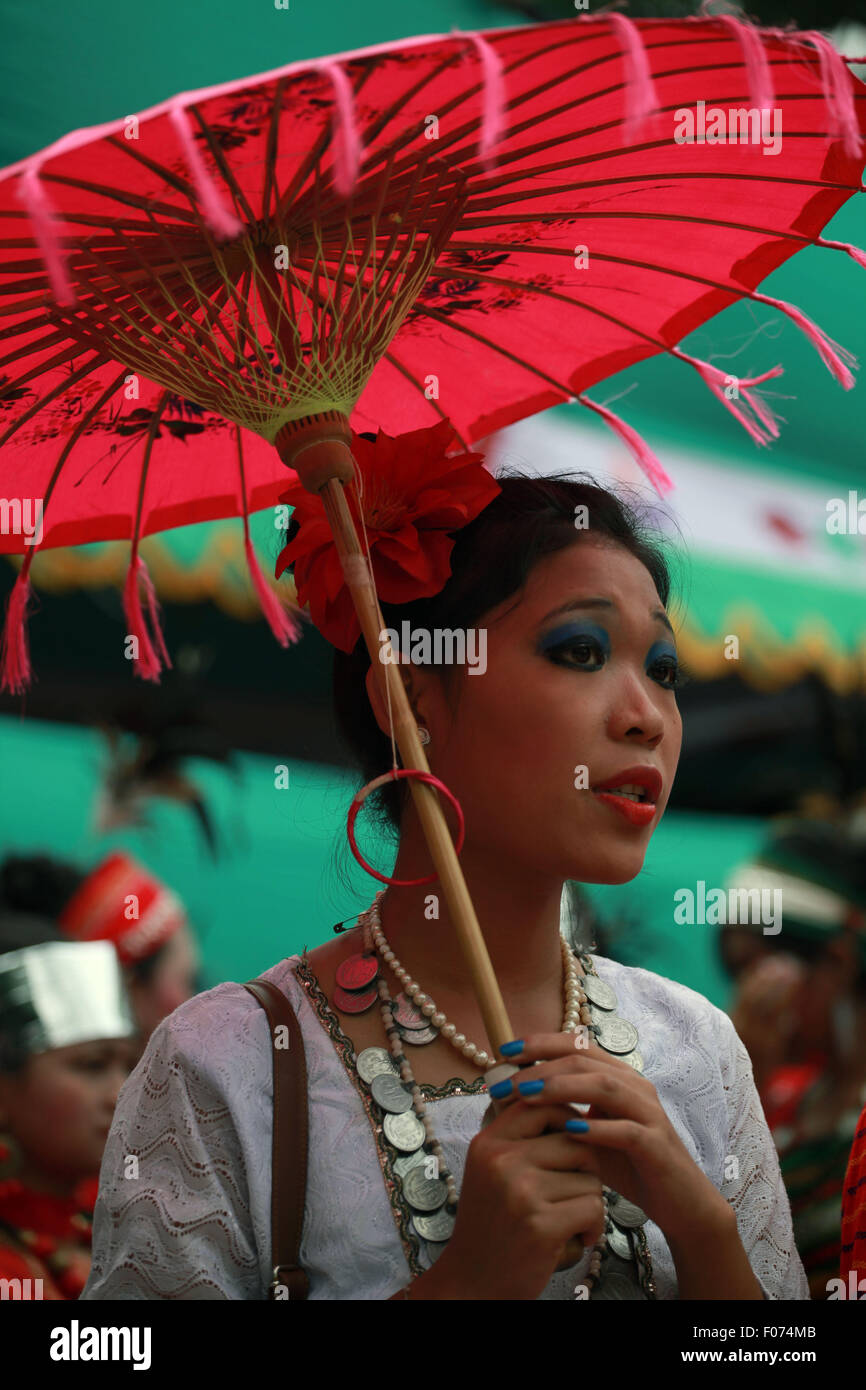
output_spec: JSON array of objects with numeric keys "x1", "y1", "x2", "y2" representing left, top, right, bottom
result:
[
  {"x1": 358, "y1": 890, "x2": 610, "y2": 1295},
  {"x1": 367, "y1": 889, "x2": 586, "y2": 1069}
]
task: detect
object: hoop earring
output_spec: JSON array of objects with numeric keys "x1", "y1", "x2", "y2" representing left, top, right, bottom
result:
[
  {"x1": 347, "y1": 768, "x2": 464, "y2": 886},
  {"x1": 417, "y1": 726, "x2": 431, "y2": 746}
]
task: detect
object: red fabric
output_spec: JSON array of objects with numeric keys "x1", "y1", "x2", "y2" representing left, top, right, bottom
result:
[
  {"x1": 275, "y1": 420, "x2": 498, "y2": 651},
  {"x1": 0, "y1": 1242, "x2": 65, "y2": 1297},
  {"x1": 841, "y1": 1103, "x2": 866, "y2": 1280},
  {"x1": 58, "y1": 850, "x2": 186, "y2": 965},
  {"x1": 762, "y1": 1055, "x2": 827, "y2": 1134},
  {"x1": 0, "y1": 1177, "x2": 95, "y2": 1299}
]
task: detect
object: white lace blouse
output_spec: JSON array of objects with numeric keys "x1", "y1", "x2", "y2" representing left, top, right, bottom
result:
[{"x1": 81, "y1": 949, "x2": 810, "y2": 1300}]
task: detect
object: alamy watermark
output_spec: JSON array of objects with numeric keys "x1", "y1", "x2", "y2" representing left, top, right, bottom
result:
[
  {"x1": 674, "y1": 881, "x2": 781, "y2": 935},
  {"x1": 0, "y1": 497, "x2": 43, "y2": 546},
  {"x1": 674, "y1": 101, "x2": 782, "y2": 156},
  {"x1": 379, "y1": 623, "x2": 487, "y2": 675}
]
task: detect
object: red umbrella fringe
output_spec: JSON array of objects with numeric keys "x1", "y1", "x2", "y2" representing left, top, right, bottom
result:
[
  {"x1": 0, "y1": 567, "x2": 34, "y2": 695},
  {"x1": 2, "y1": 14, "x2": 865, "y2": 692},
  {"x1": 122, "y1": 550, "x2": 172, "y2": 683}
]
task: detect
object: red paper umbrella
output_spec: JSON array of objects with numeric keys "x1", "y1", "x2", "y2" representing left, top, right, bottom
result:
[{"x1": 0, "y1": 15, "x2": 864, "y2": 1051}]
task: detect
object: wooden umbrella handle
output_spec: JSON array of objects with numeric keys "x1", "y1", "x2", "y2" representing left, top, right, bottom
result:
[
  {"x1": 274, "y1": 415, "x2": 514, "y2": 1056},
  {"x1": 319, "y1": 474, "x2": 515, "y2": 1055}
]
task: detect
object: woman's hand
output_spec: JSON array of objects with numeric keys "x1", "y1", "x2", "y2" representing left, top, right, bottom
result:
[
  {"x1": 430, "y1": 1077, "x2": 608, "y2": 1300},
  {"x1": 489, "y1": 1032, "x2": 733, "y2": 1250}
]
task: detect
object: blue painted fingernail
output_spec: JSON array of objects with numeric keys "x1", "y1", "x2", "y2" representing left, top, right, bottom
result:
[
  {"x1": 489, "y1": 1079, "x2": 513, "y2": 1099},
  {"x1": 517, "y1": 1078, "x2": 545, "y2": 1096},
  {"x1": 565, "y1": 1119, "x2": 589, "y2": 1133},
  {"x1": 500, "y1": 1039, "x2": 524, "y2": 1056}
]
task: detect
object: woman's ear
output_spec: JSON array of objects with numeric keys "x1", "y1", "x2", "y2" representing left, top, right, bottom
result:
[{"x1": 364, "y1": 651, "x2": 425, "y2": 740}]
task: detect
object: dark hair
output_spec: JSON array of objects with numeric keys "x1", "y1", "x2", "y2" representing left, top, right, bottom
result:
[
  {"x1": 0, "y1": 911, "x2": 64, "y2": 957},
  {"x1": 0, "y1": 854, "x2": 86, "y2": 919},
  {"x1": 287, "y1": 470, "x2": 677, "y2": 876},
  {"x1": 0, "y1": 912, "x2": 66, "y2": 1072}
]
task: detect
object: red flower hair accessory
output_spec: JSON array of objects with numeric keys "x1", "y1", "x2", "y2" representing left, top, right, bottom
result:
[{"x1": 274, "y1": 419, "x2": 501, "y2": 653}]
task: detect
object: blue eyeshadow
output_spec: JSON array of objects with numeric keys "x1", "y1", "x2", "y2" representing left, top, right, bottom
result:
[
  {"x1": 539, "y1": 621, "x2": 611, "y2": 653},
  {"x1": 645, "y1": 640, "x2": 678, "y2": 667}
]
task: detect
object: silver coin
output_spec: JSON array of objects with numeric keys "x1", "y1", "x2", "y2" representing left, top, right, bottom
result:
[
  {"x1": 383, "y1": 1110, "x2": 426, "y2": 1152},
  {"x1": 393, "y1": 993, "x2": 430, "y2": 1030},
  {"x1": 370, "y1": 1072, "x2": 413, "y2": 1114},
  {"x1": 619, "y1": 1049, "x2": 644, "y2": 1074},
  {"x1": 424, "y1": 1238, "x2": 449, "y2": 1263},
  {"x1": 393, "y1": 1149, "x2": 429, "y2": 1180},
  {"x1": 413, "y1": 1207, "x2": 456, "y2": 1242},
  {"x1": 590, "y1": 1270, "x2": 646, "y2": 1300},
  {"x1": 580, "y1": 974, "x2": 618, "y2": 1011},
  {"x1": 356, "y1": 1046, "x2": 399, "y2": 1084},
  {"x1": 608, "y1": 1195, "x2": 648, "y2": 1229},
  {"x1": 593, "y1": 1014, "x2": 639, "y2": 1055},
  {"x1": 605, "y1": 1224, "x2": 633, "y2": 1260},
  {"x1": 402, "y1": 1165, "x2": 449, "y2": 1212},
  {"x1": 399, "y1": 1024, "x2": 438, "y2": 1045}
]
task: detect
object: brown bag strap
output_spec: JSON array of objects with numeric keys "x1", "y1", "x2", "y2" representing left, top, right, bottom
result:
[{"x1": 243, "y1": 977, "x2": 310, "y2": 1300}]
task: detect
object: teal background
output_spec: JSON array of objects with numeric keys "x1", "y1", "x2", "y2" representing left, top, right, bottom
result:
[{"x1": 0, "y1": 712, "x2": 756, "y2": 1011}]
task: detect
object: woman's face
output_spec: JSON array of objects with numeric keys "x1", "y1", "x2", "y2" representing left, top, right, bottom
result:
[
  {"x1": 128, "y1": 924, "x2": 199, "y2": 1041},
  {"x1": 0, "y1": 1037, "x2": 139, "y2": 1183},
  {"x1": 418, "y1": 536, "x2": 683, "y2": 884}
]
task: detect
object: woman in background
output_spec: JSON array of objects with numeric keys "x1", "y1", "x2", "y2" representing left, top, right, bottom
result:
[
  {"x1": 0, "y1": 914, "x2": 138, "y2": 1297},
  {"x1": 0, "y1": 850, "x2": 200, "y2": 1043},
  {"x1": 721, "y1": 817, "x2": 866, "y2": 1299}
]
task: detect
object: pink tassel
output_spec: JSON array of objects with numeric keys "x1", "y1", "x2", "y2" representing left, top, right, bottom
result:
[
  {"x1": 317, "y1": 61, "x2": 363, "y2": 198},
  {"x1": 749, "y1": 290, "x2": 857, "y2": 389},
  {"x1": 169, "y1": 103, "x2": 245, "y2": 240},
  {"x1": 17, "y1": 165, "x2": 75, "y2": 306},
  {"x1": 243, "y1": 530, "x2": 305, "y2": 647},
  {"x1": 803, "y1": 30, "x2": 862, "y2": 161},
  {"x1": 460, "y1": 32, "x2": 506, "y2": 163},
  {"x1": 122, "y1": 552, "x2": 172, "y2": 682},
  {"x1": 579, "y1": 396, "x2": 674, "y2": 497},
  {"x1": 671, "y1": 349, "x2": 784, "y2": 445},
  {"x1": 607, "y1": 14, "x2": 658, "y2": 134},
  {"x1": 817, "y1": 237, "x2": 866, "y2": 270},
  {"x1": 717, "y1": 14, "x2": 774, "y2": 112},
  {"x1": 0, "y1": 569, "x2": 35, "y2": 696}
]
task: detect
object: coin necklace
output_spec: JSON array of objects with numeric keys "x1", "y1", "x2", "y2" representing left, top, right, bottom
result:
[{"x1": 335, "y1": 890, "x2": 655, "y2": 1298}]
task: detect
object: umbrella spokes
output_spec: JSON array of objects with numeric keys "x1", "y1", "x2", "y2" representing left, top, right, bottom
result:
[{"x1": 31, "y1": 148, "x2": 469, "y2": 448}]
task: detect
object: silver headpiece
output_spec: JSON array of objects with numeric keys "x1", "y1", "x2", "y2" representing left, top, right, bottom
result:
[{"x1": 0, "y1": 939, "x2": 136, "y2": 1062}]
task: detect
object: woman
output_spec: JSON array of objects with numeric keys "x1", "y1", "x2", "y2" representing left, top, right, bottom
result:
[
  {"x1": 0, "y1": 914, "x2": 138, "y2": 1297},
  {"x1": 721, "y1": 819, "x2": 866, "y2": 1299},
  {"x1": 0, "y1": 850, "x2": 200, "y2": 1043},
  {"x1": 82, "y1": 433, "x2": 808, "y2": 1300}
]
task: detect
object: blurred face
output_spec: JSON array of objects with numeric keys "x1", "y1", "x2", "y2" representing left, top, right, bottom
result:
[
  {"x1": 423, "y1": 536, "x2": 683, "y2": 884},
  {"x1": 128, "y1": 924, "x2": 199, "y2": 1041},
  {"x1": 719, "y1": 927, "x2": 773, "y2": 980},
  {"x1": 0, "y1": 1037, "x2": 139, "y2": 1183}
]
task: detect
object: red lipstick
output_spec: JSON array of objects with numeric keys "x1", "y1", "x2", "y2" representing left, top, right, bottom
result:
[{"x1": 591, "y1": 765, "x2": 662, "y2": 828}]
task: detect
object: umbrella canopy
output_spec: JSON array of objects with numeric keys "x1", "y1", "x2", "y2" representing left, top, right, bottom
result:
[{"x1": 1, "y1": 13, "x2": 865, "y2": 694}]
